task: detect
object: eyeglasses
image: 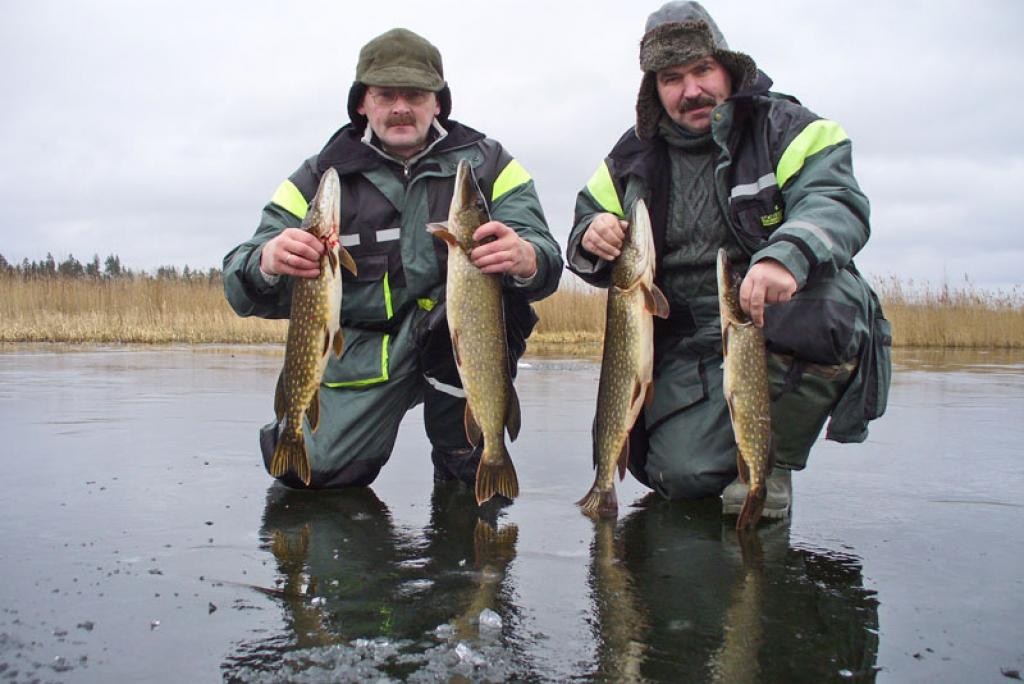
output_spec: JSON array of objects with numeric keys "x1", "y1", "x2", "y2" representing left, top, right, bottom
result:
[{"x1": 368, "y1": 88, "x2": 432, "y2": 107}]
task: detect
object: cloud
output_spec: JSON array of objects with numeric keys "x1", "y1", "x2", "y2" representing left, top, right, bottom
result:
[{"x1": 0, "y1": 0, "x2": 1021, "y2": 290}]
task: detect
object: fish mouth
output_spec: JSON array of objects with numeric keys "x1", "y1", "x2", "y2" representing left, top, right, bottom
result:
[
  {"x1": 319, "y1": 168, "x2": 341, "y2": 241},
  {"x1": 716, "y1": 249, "x2": 744, "y2": 318},
  {"x1": 454, "y1": 159, "x2": 484, "y2": 211}
]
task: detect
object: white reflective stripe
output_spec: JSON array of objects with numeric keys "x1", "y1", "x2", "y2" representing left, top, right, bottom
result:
[
  {"x1": 376, "y1": 228, "x2": 401, "y2": 242},
  {"x1": 425, "y1": 375, "x2": 465, "y2": 398},
  {"x1": 340, "y1": 234, "x2": 361, "y2": 247},
  {"x1": 730, "y1": 173, "x2": 778, "y2": 200},
  {"x1": 784, "y1": 220, "x2": 833, "y2": 249}
]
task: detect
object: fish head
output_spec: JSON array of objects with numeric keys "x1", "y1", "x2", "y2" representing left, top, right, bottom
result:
[
  {"x1": 450, "y1": 159, "x2": 490, "y2": 248},
  {"x1": 305, "y1": 167, "x2": 341, "y2": 250},
  {"x1": 612, "y1": 198, "x2": 657, "y2": 289},
  {"x1": 716, "y1": 248, "x2": 746, "y2": 322}
]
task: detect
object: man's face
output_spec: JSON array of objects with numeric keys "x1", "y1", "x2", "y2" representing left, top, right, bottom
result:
[
  {"x1": 357, "y1": 87, "x2": 440, "y2": 159},
  {"x1": 655, "y1": 56, "x2": 733, "y2": 134}
]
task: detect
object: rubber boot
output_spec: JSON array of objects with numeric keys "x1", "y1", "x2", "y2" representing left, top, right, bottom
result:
[
  {"x1": 722, "y1": 468, "x2": 792, "y2": 521},
  {"x1": 430, "y1": 446, "x2": 482, "y2": 487}
]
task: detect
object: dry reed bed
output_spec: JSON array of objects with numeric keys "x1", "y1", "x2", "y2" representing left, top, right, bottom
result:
[{"x1": 1, "y1": 274, "x2": 1022, "y2": 349}]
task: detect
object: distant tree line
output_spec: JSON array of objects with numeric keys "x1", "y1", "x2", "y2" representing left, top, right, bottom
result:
[{"x1": 0, "y1": 253, "x2": 222, "y2": 283}]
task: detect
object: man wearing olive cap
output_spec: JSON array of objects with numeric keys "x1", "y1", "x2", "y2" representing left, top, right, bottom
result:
[
  {"x1": 225, "y1": 28, "x2": 562, "y2": 490},
  {"x1": 567, "y1": 2, "x2": 891, "y2": 520}
]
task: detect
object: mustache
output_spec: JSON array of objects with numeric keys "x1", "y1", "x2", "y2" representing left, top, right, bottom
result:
[
  {"x1": 385, "y1": 113, "x2": 417, "y2": 127},
  {"x1": 680, "y1": 95, "x2": 716, "y2": 113}
]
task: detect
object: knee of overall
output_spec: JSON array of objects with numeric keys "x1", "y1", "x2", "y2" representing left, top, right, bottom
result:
[
  {"x1": 646, "y1": 454, "x2": 736, "y2": 500},
  {"x1": 259, "y1": 419, "x2": 385, "y2": 489}
]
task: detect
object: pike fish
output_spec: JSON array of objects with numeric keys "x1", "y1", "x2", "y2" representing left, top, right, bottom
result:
[
  {"x1": 578, "y1": 199, "x2": 669, "y2": 518},
  {"x1": 428, "y1": 159, "x2": 521, "y2": 505},
  {"x1": 717, "y1": 248, "x2": 773, "y2": 530},
  {"x1": 270, "y1": 167, "x2": 357, "y2": 486}
]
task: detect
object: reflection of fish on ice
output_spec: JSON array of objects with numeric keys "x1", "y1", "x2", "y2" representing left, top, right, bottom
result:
[
  {"x1": 589, "y1": 517, "x2": 648, "y2": 682},
  {"x1": 268, "y1": 523, "x2": 337, "y2": 649},
  {"x1": 708, "y1": 530, "x2": 765, "y2": 684},
  {"x1": 450, "y1": 520, "x2": 518, "y2": 642}
]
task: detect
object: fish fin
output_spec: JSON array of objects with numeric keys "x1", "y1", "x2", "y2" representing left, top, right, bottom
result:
[
  {"x1": 643, "y1": 381, "x2": 655, "y2": 408},
  {"x1": 464, "y1": 404, "x2": 482, "y2": 446},
  {"x1": 617, "y1": 438, "x2": 629, "y2": 481},
  {"x1": 642, "y1": 283, "x2": 671, "y2": 319},
  {"x1": 274, "y1": 370, "x2": 286, "y2": 421},
  {"x1": 590, "y1": 416, "x2": 599, "y2": 470},
  {"x1": 724, "y1": 391, "x2": 737, "y2": 427},
  {"x1": 427, "y1": 222, "x2": 458, "y2": 247},
  {"x1": 736, "y1": 448, "x2": 750, "y2": 484},
  {"x1": 736, "y1": 483, "x2": 766, "y2": 530},
  {"x1": 630, "y1": 379, "x2": 643, "y2": 409},
  {"x1": 306, "y1": 387, "x2": 320, "y2": 432},
  {"x1": 577, "y1": 484, "x2": 618, "y2": 519},
  {"x1": 722, "y1": 322, "x2": 731, "y2": 357},
  {"x1": 452, "y1": 329, "x2": 462, "y2": 368},
  {"x1": 321, "y1": 326, "x2": 331, "y2": 356},
  {"x1": 506, "y1": 383, "x2": 521, "y2": 442},
  {"x1": 475, "y1": 447, "x2": 519, "y2": 505},
  {"x1": 474, "y1": 520, "x2": 518, "y2": 565},
  {"x1": 326, "y1": 246, "x2": 338, "y2": 274},
  {"x1": 332, "y1": 328, "x2": 344, "y2": 358},
  {"x1": 339, "y1": 246, "x2": 357, "y2": 276},
  {"x1": 270, "y1": 432, "x2": 312, "y2": 486}
]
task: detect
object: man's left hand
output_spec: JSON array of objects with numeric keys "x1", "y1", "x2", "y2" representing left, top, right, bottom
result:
[
  {"x1": 470, "y1": 221, "x2": 537, "y2": 279},
  {"x1": 739, "y1": 258, "x2": 798, "y2": 328}
]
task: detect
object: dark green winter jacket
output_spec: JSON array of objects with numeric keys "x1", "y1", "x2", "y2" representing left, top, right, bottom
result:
[{"x1": 224, "y1": 120, "x2": 562, "y2": 386}]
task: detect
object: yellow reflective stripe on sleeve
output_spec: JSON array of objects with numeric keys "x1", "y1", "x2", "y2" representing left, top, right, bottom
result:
[
  {"x1": 585, "y1": 161, "x2": 625, "y2": 218},
  {"x1": 383, "y1": 272, "x2": 394, "y2": 319},
  {"x1": 323, "y1": 335, "x2": 390, "y2": 387},
  {"x1": 417, "y1": 298, "x2": 435, "y2": 312},
  {"x1": 491, "y1": 159, "x2": 532, "y2": 201},
  {"x1": 270, "y1": 179, "x2": 309, "y2": 220},
  {"x1": 776, "y1": 120, "x2": 849, "y2": 190}
]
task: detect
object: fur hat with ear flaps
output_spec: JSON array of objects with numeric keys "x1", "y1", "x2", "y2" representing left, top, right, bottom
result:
[{"x1": 635, "y1": 1, "x2": 757, "y2": 140}]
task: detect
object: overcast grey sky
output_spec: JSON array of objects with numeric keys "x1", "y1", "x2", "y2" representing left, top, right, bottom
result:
[{"x1": 1, "y1": 0, "x2": 1021, "y2": 290}]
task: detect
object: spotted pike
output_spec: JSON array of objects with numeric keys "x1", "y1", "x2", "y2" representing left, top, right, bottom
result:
[
  {"x1": 270, "y1": 168, "x2": 357, "y2": 485},
  {"x1": 428, "y1": 159, "x2": 521, "y2": 505},
  {"x1": 717, "y1": 248, "x2": 773, "y2": 530},
  {"x1": 578, "y1": 199, "x2": 669, "y2": 518}
]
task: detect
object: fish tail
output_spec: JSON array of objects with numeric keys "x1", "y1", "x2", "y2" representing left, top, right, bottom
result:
[
  {"x1": 474, "y1": 447, "x2": 519, "y2": 505},
  {"x1": 735, "y1": 483, "x2": 767, "y2": 530},
  {"x1": 270, "y1": 430, "x2": 312, "y2": 486},
  {"x1": 577, "y1": 484, "x2": 618, "y2": 519}
]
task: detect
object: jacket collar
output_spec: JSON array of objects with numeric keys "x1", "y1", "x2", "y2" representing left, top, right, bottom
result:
[{"x1": 317, "y1": 119, "x2": 485, "y2": 177}]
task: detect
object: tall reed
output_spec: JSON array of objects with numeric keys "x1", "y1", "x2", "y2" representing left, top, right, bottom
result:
[
  {"x1": 874, "y1": 276, "x2": 1024, "y2": 349},
  {"x1": 2, "y1": 272, "x2": 1022, "y2": 349},
  {"x1": 0, "y1": 274, "x2": 285, "y2": 344}
]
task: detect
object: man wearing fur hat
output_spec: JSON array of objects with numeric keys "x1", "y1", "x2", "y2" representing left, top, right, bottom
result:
[
  {"x1": 224, "y1": 28, "x2": 562, "y2": 490},
  {"x1": 567, "y1": 2, "x2": 891, "y2": 520}
]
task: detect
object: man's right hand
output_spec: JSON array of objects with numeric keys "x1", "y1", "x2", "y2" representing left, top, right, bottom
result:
[
  {"x1": 260, "y1": 228, "x2": 324, "y2": 279},
  {"x1": 581, "y1": 213, "x2": 629, "y2": 262}
]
